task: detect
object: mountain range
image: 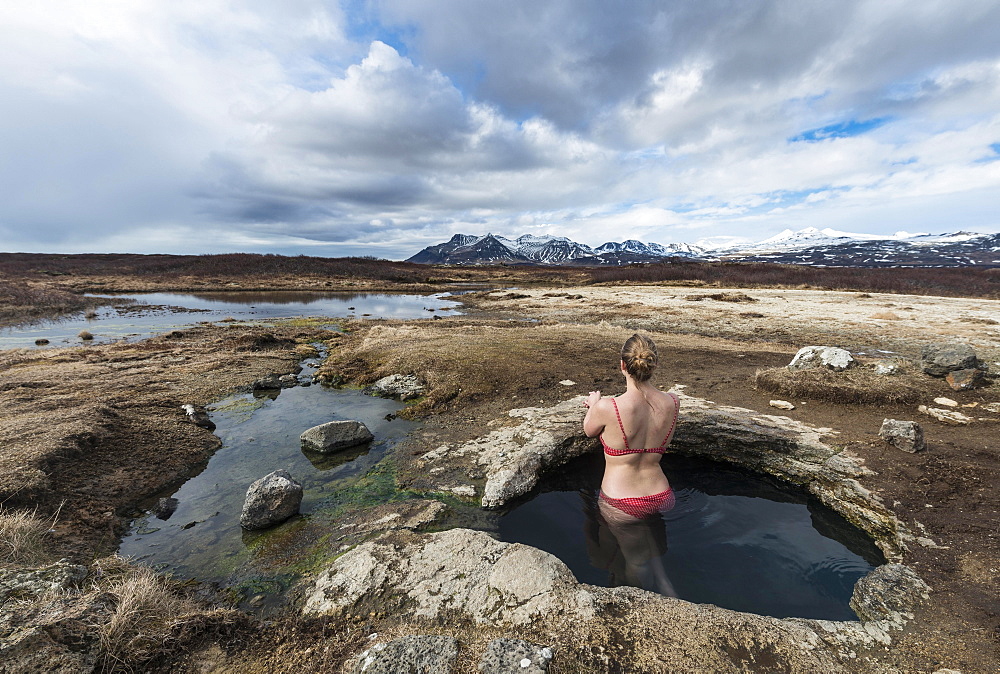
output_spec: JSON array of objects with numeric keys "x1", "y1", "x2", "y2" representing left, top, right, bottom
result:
[{"x1": 406, "y1": 228, "x2": 1000, "y2": 268}]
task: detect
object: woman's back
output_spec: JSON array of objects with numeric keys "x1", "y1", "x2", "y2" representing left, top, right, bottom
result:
[{"x1": 600, "y1": 390, "x2": 678, "y2": 453}]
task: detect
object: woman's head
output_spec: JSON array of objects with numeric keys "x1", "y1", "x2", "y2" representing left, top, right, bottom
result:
[{"x1": 621, "y1": 333, "x2": 658, "y2": 382}]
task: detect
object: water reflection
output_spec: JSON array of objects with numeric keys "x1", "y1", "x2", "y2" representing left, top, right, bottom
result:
[
  {"x1": 497, "y1": 454, "x2": 885, "y2": 620},
  {"x1": 0, "y1": 290, "x2": 463, "y2": 349},
  {"x1": 584, "y1": 491, "x2": 678, "y2": 597},
  {"x1": 117, "y1": 364, "x2": 413, "y2": 584}
]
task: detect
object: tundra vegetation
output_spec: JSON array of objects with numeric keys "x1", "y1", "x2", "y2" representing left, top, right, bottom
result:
[{"x1": 0, "y1": 253, "x2": 998, "y2": 672}]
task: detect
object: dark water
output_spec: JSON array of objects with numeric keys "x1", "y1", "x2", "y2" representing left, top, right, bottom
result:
[
  {"x1": 117, "y1": 353, "x2": 412, "y2": 586},
  {"x1": 497, "y1": 454, "x2": 884, "y2": 620},
  {"x1": 0, "y1": 290, "x2": 462, "y2": 349}
]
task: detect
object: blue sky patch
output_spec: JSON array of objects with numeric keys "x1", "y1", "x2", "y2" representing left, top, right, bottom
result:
[{"x1": 790, "y1": 117, "x2": 890, "y2": 143}]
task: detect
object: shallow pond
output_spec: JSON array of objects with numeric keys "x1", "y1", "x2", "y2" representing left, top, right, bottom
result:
[
  {"x1": 0, "y1": 290, "x2": 462, "y2": 349},
  {"x1": 117, "y1": 353, "x2": 413, "y2": 590},
  {"x1": 496, "y1": 453, "x2": 884, "y2": 620}
]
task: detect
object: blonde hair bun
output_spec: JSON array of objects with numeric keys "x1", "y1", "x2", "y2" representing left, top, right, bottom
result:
[{"x1": 622, "y1": 334, "x2": 658, "y2": 382}]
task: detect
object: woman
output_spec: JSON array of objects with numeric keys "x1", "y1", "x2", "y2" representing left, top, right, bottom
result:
[
  {"x1": 582, "y1": 333, "x2": 680, "y2": 595},
  {"x1": 583, "y1": 333, "x2": 680, "y2": 517}
]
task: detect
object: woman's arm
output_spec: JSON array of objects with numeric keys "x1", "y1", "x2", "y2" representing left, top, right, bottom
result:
[{"x1": 583, "y1": 391, "x2": 607, "y2": 438}]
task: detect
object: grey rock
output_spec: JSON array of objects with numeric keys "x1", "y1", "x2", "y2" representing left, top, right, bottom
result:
[
  {"x1": 921, "y1": 343, "x2": 980, "y2": 377},
  {"x1": 850, "y1": 564, "x2": 930, "y2": 626},
  {"x1": 152, "y1": 497, "x2": 179, "y2": 520},
  {"x1": 918, "y1": 405, "x2": 972, "y2": 425},
  {"x1": 879, "y1": 419, "x2": 925, "y2": 453},
  {"x1": 181, "y1": 404, "x2": 216, "y2": 430},
  {"x1": 873, "y1": 361, "x2": 900, "y2": 376},
  {"x1": 300, "y1": 420, "x2": 374, "y2": 454},
  {"x1": 946, "y1": 368, "x2": 984, "y2": 391},
  {"x1": 479, "y1": 638, "x2": 553, "y2": 673},
  {"x1": 240, "y1": 470, "x2": 302, "y2": 530},
  {"x1": 787, "y1": 346, "x2": 855, "y2": 371},
  {"x1": 252, "y1": 374, "x2": 282, "y2": 390},
  {"x1": 0, "y1": 560, "x2": 88, "y2": 601},
  {"x1": 366, "y1": 374, "x2": 426, "y2": 401},
  {"x1": 278, "y1": 374, "x2": 298, "y2": 388},
  {"x1": 305, "y1": 529, "x2": 593, "y2": 627},
  {"x1": 350, "y1": 635, "x2": 459, "y2": 674}
]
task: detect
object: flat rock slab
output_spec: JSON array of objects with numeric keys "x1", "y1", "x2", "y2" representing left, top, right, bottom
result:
[
  {"x1": 350, "y1": 635, "x2": 459, "y2": 674},
  {"x1": 479, "y1": 638, "x2": 553, "y2": 673},
  {"x1": 366, "y1": 374, "x2": 426, "y2": 401},
  {"x1": 300, "y1": 420, "x2": 373, "y2": 453},
  {"x1": 788, "y1": 345, "x2": 855, "y2": 371}
]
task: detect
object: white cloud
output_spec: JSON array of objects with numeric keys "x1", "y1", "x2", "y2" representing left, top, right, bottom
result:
[{"x1": 0, "y1": 0, "x2": 998, "y2": 258}]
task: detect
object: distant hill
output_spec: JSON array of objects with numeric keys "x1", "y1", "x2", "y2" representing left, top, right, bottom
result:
[
  {"x1": 407, "y1": 229, "x2": 1000, "y2": 267},
  {"x1": 407, "y1": 233, "x2": 707, "y2": 266}
]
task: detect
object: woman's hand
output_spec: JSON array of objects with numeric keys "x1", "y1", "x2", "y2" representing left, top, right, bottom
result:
[{"x1": 584, "y1": 391, "x2": 602, "y2": 408}]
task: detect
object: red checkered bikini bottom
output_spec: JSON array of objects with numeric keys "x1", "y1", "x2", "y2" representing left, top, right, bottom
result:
[{"x1": 599, "y1": 488, "x2": 676, "y2": 519}]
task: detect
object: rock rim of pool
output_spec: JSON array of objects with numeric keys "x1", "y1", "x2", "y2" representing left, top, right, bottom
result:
[
  {"x1": 307, "y1": 393, "x2": 935, "y2": 668},
  {"x1": 403, "y1": 392, "x2": 912, "y2": 561},
  {"x1": 305, "y1": 528, "x2": 929, "y2": 670},
  {"x1": 300, "y1": 420, "x2": 374, "y2": 454}
]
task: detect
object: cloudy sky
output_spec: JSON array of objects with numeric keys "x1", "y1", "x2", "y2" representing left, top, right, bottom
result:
[{"x1": 2, "y1": 1, "x2": 999, "y2": 259}]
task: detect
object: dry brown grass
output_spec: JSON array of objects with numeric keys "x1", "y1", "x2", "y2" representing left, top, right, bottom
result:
[
  {"x1": 317, "y1": 320, "x2": 633, "y2": 419},
  {"x1": 91, "y1": 557, "x2": 200, "y2": 671},
  {"x1": 753, "y1": 365, "x2": 925, "y2": 405},
  {"x1": 0, "y1": 505, "x2": 57, "y2": 566},
  {"x1": 0, "y1": 278, "x2": 91, "y2": 326}
]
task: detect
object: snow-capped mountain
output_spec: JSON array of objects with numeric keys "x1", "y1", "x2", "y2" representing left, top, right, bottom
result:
[
  {"x1": 407, "y1": 233, "x2": 705, "y2": 265},
  {"x1": 407, "y1": 229, "x2": 1000, "y2": 267}
]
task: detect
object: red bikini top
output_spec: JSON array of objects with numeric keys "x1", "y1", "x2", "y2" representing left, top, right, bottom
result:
[{"x1": 601, "y1": 394, "x2": 679, "y2": 456}]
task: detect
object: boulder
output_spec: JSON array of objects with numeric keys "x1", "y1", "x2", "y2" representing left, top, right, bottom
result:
[
  {"x1": 946, "y1": 368, "x2": 984, "y2": 391},
  {"x1": 921, "y1": 343, "x2": 980, "y2": 377},
  {"x1": 350, "y1": 635, "x2": 459, "y2": 674},
  {"x1": 787, "y1": 346, "x2": 855, "y2": 372},
  {"x1": 181, "y1": 404, "x2": 216, "y2": 430},
  {"x1": 366, "y1": 374, "x2": 426, "y2": 401},
  {"x1": 278, "y1": 374, "x2": 299, "y2": 388},
  {"x1": 769, "y1": 400, "x2": 795, "y2": 410},
  {"x1": 152, "y1": 497, "x2": 179, "y2": 520},
  {"x1": 300, "y1": 420, "x2": 373, "y2": 454},
  {"x1": 252, "y1": 374, "x2": 283, "y2": 391},
  {"x1": 240, "y1": 470, "x2": 302, "y2": 530},
  {"x1": 850, "y1": 564, "x2": 930, "y2": 625},
  {"x1": 879, "y1": 419, "x2": 925, "y2": 453},
  {"x1": 479, "y1": 638, "x2": 554, "y2": 673}
]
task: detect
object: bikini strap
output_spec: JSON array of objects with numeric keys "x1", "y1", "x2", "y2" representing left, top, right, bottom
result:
[
  {"x1": 659, "y1": 393, "x2": 680, "y2": 448},
  {"x1": 610, "y1": 397, "x2": 630, "y2": 451}
]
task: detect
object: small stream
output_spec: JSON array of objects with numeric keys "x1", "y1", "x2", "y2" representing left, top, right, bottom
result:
[
  {"x1": 117, "y1": 352, "x2": 414, "y2": 595},
  {"x1": 0, "y1": 290, "x2": 462, "y2": 349}
]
